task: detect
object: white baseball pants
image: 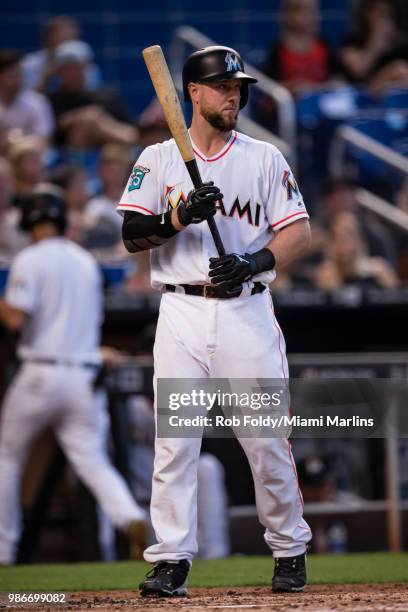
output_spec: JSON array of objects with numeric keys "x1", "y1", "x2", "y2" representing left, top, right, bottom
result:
[
  {"x1": 0, "y1": 363, "x2": 145, "y2": 564},
  {"x1": 144, "y1": 290, "x2": 311, "y2": 564}
]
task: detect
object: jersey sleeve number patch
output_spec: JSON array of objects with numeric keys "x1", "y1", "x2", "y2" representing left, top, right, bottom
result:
[{"x1": 128, "y1": 165, "x2": 150, "y2": 191}]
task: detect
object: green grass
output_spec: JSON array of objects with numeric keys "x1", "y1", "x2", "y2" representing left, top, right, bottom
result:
[{"x1": 0, "y1": 554, "x2": 407, "y2": 592}]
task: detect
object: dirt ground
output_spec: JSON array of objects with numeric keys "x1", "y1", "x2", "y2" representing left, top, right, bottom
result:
[{"x1": 3, "y1": 583, "x2": 408, "y2": 612}]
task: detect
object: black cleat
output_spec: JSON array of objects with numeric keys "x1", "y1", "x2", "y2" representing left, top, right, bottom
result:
[
  {"x1": 139, "y1": 559, "x2": 190, "y2": 597},
  {"x1": 272, "y1": 553, "x2": 306, "y2": 592}
]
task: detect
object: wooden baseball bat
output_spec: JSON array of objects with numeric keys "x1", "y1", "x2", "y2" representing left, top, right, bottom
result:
[{"x1": 142, "y1": 45, "x2": 226, "y2": 257}]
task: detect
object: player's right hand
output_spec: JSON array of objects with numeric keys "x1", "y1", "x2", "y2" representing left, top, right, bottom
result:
[{"x1": 177, "y1": 182, "x2": 222, "y2": 226}]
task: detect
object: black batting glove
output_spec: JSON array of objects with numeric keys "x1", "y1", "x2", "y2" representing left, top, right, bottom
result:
[
  {"x1": 209, "y1": 248, "x2": 276, "y2": 292},
  {"x1": 177, "y1": 182, "x2": 222, "y2": 226}
]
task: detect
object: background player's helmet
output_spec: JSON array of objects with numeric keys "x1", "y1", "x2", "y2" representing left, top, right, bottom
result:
[
  {"x1": 20, "y1": 184, "x2": 67, "y2": 234},
  {"x1": 182, "y1": 45, "x2": 257, "y2": 109}
]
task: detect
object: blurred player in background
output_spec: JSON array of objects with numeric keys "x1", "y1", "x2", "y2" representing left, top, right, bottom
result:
[{"x1": 0, "y1": 184, "x2": 147, "y2": 564}]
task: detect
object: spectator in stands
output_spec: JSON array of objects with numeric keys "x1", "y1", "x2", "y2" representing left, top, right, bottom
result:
[
  {"x1": 137, "y1": 98, "x2": 171, "y2": 147},
  {"x1": 318, "y1": 179, "x2": 397, "y2": 265},
  {"x1": 395, "y1": 178, "x2": 408, "y2": 281},
  {"x1": 86, "y1": 144, "x2": 133, "y2": 238},
  {"x1": 368, "y1": 50, "x2": 408, "y2": 95},
  {"x1": 51, "y1": 164, "x2": 120, "y2": 251},
  {"x1": 0, "y1": 50, "x2": 54, "y2": 141},
  {"x1": 8, "y1": 136, "x2": 45, "y2": 207},
  {"x1": 47, "y1": 42, "x2": 138, "y2": 149},
  {"x1": 314, "y1": 211, "x2": 399, "y2": 289},
  {"x1": 50, "y1": 165, "x2": 90, "y2": 245},
  {"x1": 22, "y1": 15, "x2": 101, "y2": 93},
  {"x1": 0, "y1": 157, "x2": 28, "y2": 259},
  {"x1": 51, "y1": 165, "x2": 88, "y2": 212},
  {"x1": 264, "y1": 0, "x2": 339, "y2": 95},
  {"x1": 340, "y1": 0, "x2": 408, "y2": 94},
  {"x1": 0, "y1": 114, "x2": 11, "y2": 157},
  {"x1": 396, "y1": 177, "x2": 408, "y2": 215}
]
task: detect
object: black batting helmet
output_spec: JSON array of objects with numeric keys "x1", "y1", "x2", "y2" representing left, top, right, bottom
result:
[
  {"x1": 182, "y1": 45, "x2": 257, "y2": 109},
  {"x1": 19, "y1": 184, "x2": 67, "y2": 233}
]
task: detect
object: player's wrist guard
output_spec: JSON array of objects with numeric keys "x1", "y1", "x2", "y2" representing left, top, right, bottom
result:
[
  {"x1": 249, "y1": 247, "x2": 276, "y2": 274},
  {"x1": 122, "y1": 210, "x2": 179, "y2": 252}
]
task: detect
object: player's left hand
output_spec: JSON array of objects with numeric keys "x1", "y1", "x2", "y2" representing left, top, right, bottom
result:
[
  {"x1": 209, "y1": 253, "x2": 256, "y2": 291},
  {"x1": 209, "y1": 248, "x2": 276, "y2": 292}
]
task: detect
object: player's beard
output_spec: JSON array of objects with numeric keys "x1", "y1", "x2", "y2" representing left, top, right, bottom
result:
[{"x1": 201, "y1": 106, "x2": 238, "y2": 132}]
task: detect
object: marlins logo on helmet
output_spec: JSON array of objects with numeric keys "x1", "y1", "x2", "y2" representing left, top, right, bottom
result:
[{"x1": 225, "y1": 51, "x2": 242, "y2": 72}]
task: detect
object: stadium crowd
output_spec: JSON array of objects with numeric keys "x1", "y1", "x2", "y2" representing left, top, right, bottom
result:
[{"x1": 0, "y1": 0, "x2": 406, "y2": 293}]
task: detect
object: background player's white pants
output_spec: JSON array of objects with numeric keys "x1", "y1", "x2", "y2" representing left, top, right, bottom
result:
[
  {"x1": 196, "y1": 452, "x2": 230, "y2": 559},
  {"x1": 126, "y1": 394, "x2": 230, "y2": 558},
  {"x1": 0, "y1": 363, "x2": 145, "y2": 564},
  {"x1": 144, "y1": 290, "x2": 312, "y2": 564}
]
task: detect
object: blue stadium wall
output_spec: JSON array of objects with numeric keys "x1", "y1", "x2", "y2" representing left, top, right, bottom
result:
[{"x1": 0, "y1": 0, "x2": 351, "y2": 118}]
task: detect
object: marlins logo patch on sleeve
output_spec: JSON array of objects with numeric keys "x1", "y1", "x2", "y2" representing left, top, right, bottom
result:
[
  {"x1": 128, "y1": 165, "x2": 150, "y2": 191},
  {"x1": 282, "y1": 170, "x2": 302, "y2": 202}
]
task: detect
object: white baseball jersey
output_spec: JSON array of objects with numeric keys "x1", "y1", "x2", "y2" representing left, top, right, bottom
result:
[
  {"x1": 117, "y1": 131, "x2": 309, "y2": 290},
  {"x1": 5, "y1": 236, "x2": 102, "y2": 364}
]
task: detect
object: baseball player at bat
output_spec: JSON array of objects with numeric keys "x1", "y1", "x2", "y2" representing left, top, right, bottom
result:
[{"x1": 117, "y1": 45, "x2": 312, "y2": 597}]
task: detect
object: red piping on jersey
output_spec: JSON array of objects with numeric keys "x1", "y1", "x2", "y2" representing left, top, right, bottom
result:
[
  {"x1": 117, "y1": 203, "x2": 156, "y2": 215},
  {"x1": 193, "y1": 132, "x2": 237, "y2": 162},
  {"x1": 271, "y1": 211, "x2": 307, "y2": 229}
]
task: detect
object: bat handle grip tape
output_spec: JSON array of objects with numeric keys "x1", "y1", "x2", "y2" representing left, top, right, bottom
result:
[{"x1": 185, "y1": 159, "x2": 226, "y2": 257}]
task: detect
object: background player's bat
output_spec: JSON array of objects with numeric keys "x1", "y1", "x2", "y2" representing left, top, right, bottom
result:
[{"x1": 142, "y1": 45, "x2": 226, "y2": 257}]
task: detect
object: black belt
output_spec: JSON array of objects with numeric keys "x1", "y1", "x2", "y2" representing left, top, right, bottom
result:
[
  {"x1": 164, "y1": 281, "x2": 266, "y2": 299},
  {"x1": 25, "y1": 358, "x2": 100, "y2": 369}
]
